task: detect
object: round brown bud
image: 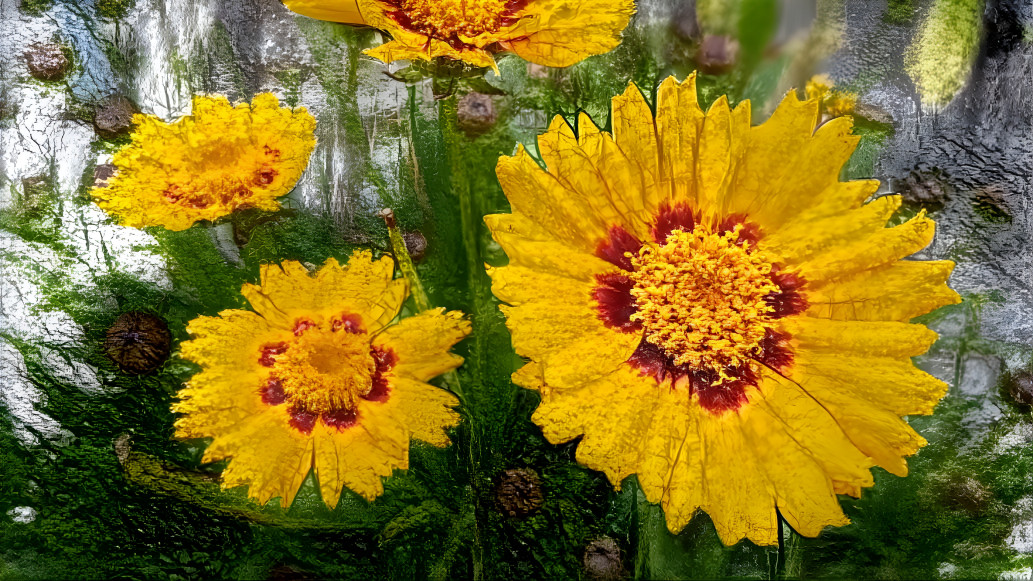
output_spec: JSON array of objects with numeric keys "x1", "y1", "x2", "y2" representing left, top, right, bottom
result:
[
  {"x1": 494, "y1": 468, "x2": 545, "y2": 518},
  {"x1": 93, "y1": 163, "x2": 118, "y2": 188},
  {"x1": 696, "y1": 35, "x2": 739, "y2": 74},
  {"x1": 104, "y1": 311, "x2": 172, "y2": 374},
  {"x1": 24, "y1": 43, "x2": 69, "y2": 81},
  {"x1": 897, "y1": 170, "x2": 949, "y2": 211},
  {"x1": 939, "y1": 475, "x2": 991, "y2": 514},
  {"x1": 1008, "y1": 370, "x2": 1033, "y2": 406},
  {"x1": 402, "y1": 230, "x2": 428, "y2": 262},
  {"x1": 583, "y1": 537, "x2": 624, "y2": 580},
  {"x1": 94, "y1": 95, "x2": 138, "y2": 138},
  {"x1": 457, "y1": 92, "x2": 497, "y2": 138}
]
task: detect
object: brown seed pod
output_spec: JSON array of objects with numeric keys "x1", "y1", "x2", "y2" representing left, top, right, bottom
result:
[
  {"x1": 94, "y1": 95, "x2": 138, "y2": 138},
  {"x1": 457, "y1": 92, "x2": 497, "y2": 138},
  {"x1": 402, "y1": 230, "x2": 428, "y2": 262},
  {"x1": 696, "y1": 35, "x2": 739, "y2": 74},
  {"x1": 494, "y1": 468, "x2": 545, "y2": 518},
  {"x1": 24, "y1": 43, "x2": 69, "y2": 81},
  {"x1": 1007, "y1": 370, "x2": 1033, "y2": 407},
  {"x1": 104, "y1": 311, "x2": 172, "y2": 374},
  {"x1": 583, "y1": 537, "x2": 625, "y2": 580}
]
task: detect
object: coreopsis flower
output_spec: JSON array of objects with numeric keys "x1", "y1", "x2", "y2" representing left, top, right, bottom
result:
[
  {"x1": 283, "y1": 0, "x2": 635, "y2": 69},
  {"x1": 92, "y1": 94, "x2": 316, "y2": 231},
  {"x1": 485, "y1": 74, "x2": 960, "y2": 546},
  {"x1": 174, "y1": 252, "x2": 469, "y2": 507}
]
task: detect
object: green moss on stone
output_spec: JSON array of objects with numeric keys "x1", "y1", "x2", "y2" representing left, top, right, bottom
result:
[
  {"x1": 96, "y1": 0, "x2": 135, "y2": 19},
  {"x1": 907, "y1": 0, "x2": 985, "y2": 106},
  {"x1": 19, "y1": 0, "x2": 53, "y2": 16},
  {"x1": 885, "y1": 0, "x2": 915, "y2": 24}
]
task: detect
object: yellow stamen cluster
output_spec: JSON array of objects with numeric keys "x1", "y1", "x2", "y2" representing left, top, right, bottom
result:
[
  {"x1": 275, "y1": 328, "x2": 375, "y2": 414},
  {"x1": 400, "y1": 0, "x2": 510, "y2": 38},
  {"x1": 629, "y1": 226, "x2": 779, "y2": 375}
]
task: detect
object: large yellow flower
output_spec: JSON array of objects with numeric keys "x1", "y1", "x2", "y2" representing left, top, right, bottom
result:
[
  {"x1": 174, "y1": 251, "x2": 469, "y2": 507},
  {"x1": 485, "y1": 74, "x2": 961, "y2": 546},
  {"x1": 283, "y1": 0, "x2": 635, "y2": 69},
  {"x1": 92, "y1": 94, "x2": 316, "y2": 231}
]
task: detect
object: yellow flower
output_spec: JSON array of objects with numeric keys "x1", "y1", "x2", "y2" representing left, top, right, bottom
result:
[
  {"x1": 283, "y1": 0, "x2": 635, "y2": 69},
  {"x1": 92, "y1": 94, "x2": 316, "y2": 231},
  {"x1": 174, "y1": 251, "x2": 469, "y2": 507},
  {"x1": 485, "y1": 74, "x2": 960, "y2": 546}
]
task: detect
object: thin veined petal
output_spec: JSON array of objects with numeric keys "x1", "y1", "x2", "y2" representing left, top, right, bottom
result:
[
  {"x1": 807, "y1": 260, "x2": 961, "y2": 321},
  {"x1": 373, "y1": 309, "x2": 469, "y2": 381}
]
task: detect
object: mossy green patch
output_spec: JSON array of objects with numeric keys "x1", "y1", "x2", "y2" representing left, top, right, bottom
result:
[
  {"x1": 907, "y1": 0, "x2": 985, "y2": 106},
  {"x1": 18, "y1": 0, "x2": 53, "y2": 16},
  {"x1": 96, "y1": 0, "x2": 135, "y2": 19},
  {"x1": 885, "y1": 0, "x2": 916, "y2": 24}
]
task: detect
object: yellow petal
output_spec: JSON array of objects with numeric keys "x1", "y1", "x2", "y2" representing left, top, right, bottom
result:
[
  {"x1": 697, "y1": 411, "x2": 780, "y2": 545},
  {"x1": 390, "y1": 376, "x2": 462, "y2": 447},
  {"x1": 761, "y1": 195, "x2": 901, "y2": 264},
  {"x1": 207, "y1": 407, "x2": 315, "y2": 507},
  {"x1": 538, "y1": 113, "x2": 653, "y2": 238},
  {"x1": 283, "y1": 0, "x2": 367, "y2": 23},
  {"x1": 92, "y1": 94, "x2": 315, "y2": 231},
  {"x1": 484, "y1": 213, "x2": 612, "y2": 280},
  {"x1": 656, "y1": 74, "x2": 705, "y2": 208},
  {"x1": 504, "y1": 0, "x2": 635, "y2": 67},
  {"x1": 611, "y1": 82, "x2": 661, "y2": 206},
  {"x1": 490, "y1": 265, "x2": 639, "y2": 387},
  {"x1": 563, "y1": 366, "x2": 669, "y2": 486},
  {"x1": 794, "y1": 351, "x2": 948, "y2": 416},
  {"x1": 790, "y1": 368, "x2": 928, "y2": 476},
  {"x1": 496, "y1": 145, "x2": 610, "y2": 252},
  {"x1": 736, "y1": 397, "x2": 851, "y2": 540},
  {"x1": 806, "y1": 260, "x2": 961, "y2": 322},
  {"x1": 779, "y1": 317, "x2": 939, "y2": 358},
  {"x1": 798, "y1": 212, "x2": 937, "y2": 285},
  {"x1": 241, "y1": 251, "x2": 408, "y2": 332},
  {"x1": 373, "y1": 309, "x2": 470, "y2": 381}
]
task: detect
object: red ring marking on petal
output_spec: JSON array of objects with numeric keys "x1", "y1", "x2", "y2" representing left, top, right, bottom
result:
[
  {"x1": 261, "y1": 376, "x2": 286, "y2": 405},
  {"x1": 652, "y1": 202, "x2": 697, "y2": 243},
  {"x1": 288, "y1": 406, "x2": 318, "y2": 434},
  {"x1": 595, "y1": 225, "x2": 642, "y2": 271},
  {"x1": 322, "y1": 408, "x2": 358, "y2": 431},
  {"x1": 292, "y1": 317, "x2": 318, "y2": 336},
  {"x1": 363, "y1": 347, "x2": 398, "y2": 402},
  {"x1": 716, "y1": 213, "x2": 762, "y2": 247},
  {"x1": 259, "y1": 341, "x2": 290, "y2": 367},
  {"x1": 331, "y1": 313, "x2": 365, "y2": 334},
  {"x1": 593, "y1": 273, "x2": 641, "y2": 332}
]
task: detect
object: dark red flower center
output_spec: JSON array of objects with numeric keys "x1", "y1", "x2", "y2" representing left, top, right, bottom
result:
[
  {"x1": 257, "y1": 313, "x2": 397, "y2": 434},
  {"x1": 382, "y1": 0, "x2": 530, "y2": 51},
  {"x1": 593, "y1": 203, "x2": 807, "y2": 414}
]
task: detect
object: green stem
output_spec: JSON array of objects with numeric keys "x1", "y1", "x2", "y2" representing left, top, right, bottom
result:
[
  {"x1": 381, "y1": 208, "x2": 431, "y2": 312},
  {"x1": 439, "y1": 93, "x2": 487, "y2": 581}
]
